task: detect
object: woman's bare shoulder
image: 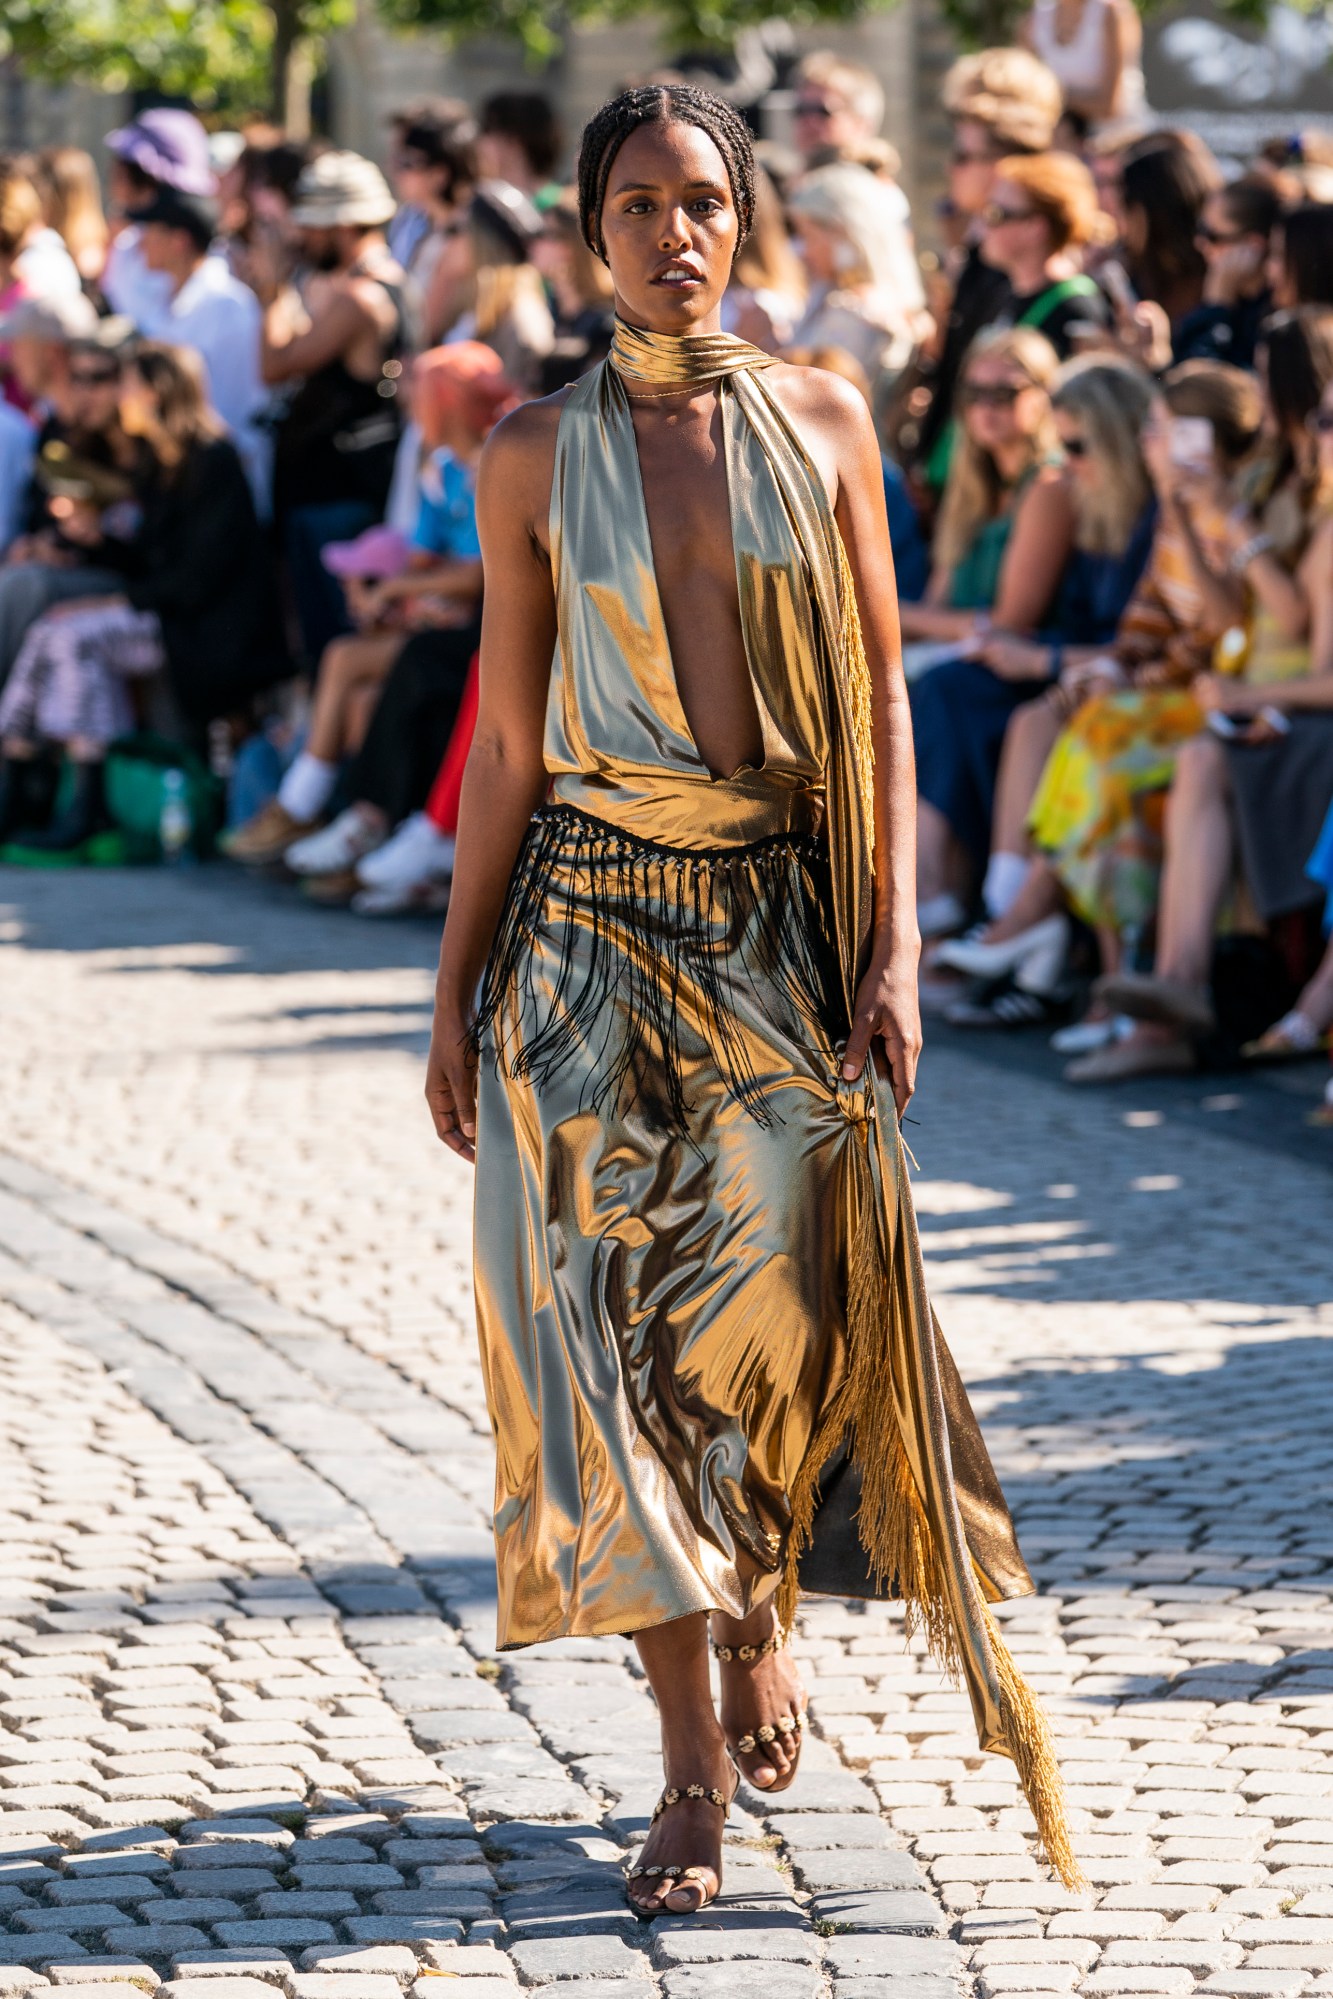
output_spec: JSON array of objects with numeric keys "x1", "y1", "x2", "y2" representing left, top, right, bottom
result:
[
  {"x1": 764, "y1": 359, "x2": 873, "y2": 437},
  {"x1": 478, "y1": 386, "x2": 576, "y2": 534}
]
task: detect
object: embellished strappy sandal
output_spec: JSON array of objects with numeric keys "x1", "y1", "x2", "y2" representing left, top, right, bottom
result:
[
  {"x1": 626, "y1": 1770, "x2": 738, "y2": 1914},
  {"x1": 713, "y1": 1633, "x2": 807, "y2": 1794}
]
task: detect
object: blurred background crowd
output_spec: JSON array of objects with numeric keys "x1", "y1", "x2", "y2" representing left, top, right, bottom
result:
[{"x1": 1, "y1": 4, "x2": 1333, "y2": 1111}]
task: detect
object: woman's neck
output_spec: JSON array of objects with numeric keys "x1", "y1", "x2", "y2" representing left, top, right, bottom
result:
[
  {"x1": 992, "y1": 436, "x2": 1035, "y2": 488},
  {"x1": 1009, "y1": 249, "x2": 1068, "y2": 295}
]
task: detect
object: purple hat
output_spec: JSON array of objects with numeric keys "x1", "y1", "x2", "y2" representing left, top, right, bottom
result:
[
  {"x1": 106, "y1": 109, "x2": 217, "y2": 197},
  {"x1": 321, "y1": 526, "x2": 414, "y2": 581}
]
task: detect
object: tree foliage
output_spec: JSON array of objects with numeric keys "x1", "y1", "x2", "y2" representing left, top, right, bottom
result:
[{"x1": 0, "y1": 0, "x2": 353, "y2": 113}]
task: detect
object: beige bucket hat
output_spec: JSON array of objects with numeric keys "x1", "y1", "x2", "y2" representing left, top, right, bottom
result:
[{"x1": 289, "y1": 150, "x2": 396, "y2": 228}]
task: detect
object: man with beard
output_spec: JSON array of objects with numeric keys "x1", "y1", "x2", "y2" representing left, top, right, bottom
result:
[{"x1": 253, "y1": 151, "x2": 409, "y2": 664}]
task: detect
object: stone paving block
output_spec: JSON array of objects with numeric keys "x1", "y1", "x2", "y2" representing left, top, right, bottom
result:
[
  {"x1": 44, "y1": 1970, "x2": 160, "y2": 1989},
  {"x1": 828, "y1": 1981, "x2": 959, "y2": 1999},
  {"x1": 0, "y1": 1943, "x2": 86, "y2": 1968},
  {"x1": 99, "y1": 1935, "x2": 213, "y2": 1961},
  {"x1": 280, "y1": 1978, "x2": 403, "y2": 1999},
  {"x1": 807, "y1": 1892, "x2": 944, "y2": 1935},
  {"x1": 339, "y1": 1926, "x2": 461, "y2": 1953},
  {"x1": 976, "y1": 1970, "x2": 1078, "y2": 1995},
  {"x1": 293, "y1": 1956, "x2": 415, "y2": 1983},
  {"x1": 160, "y1": 1980, "x2": 281, "y2": 1999},
  {"x1": 1199, "y1": 1978, "x2": 1307, "y2": 1997},
  {"x1": 165, "y1": 1961, "x2": 288, "y2": 1983},
  {"x1": 785, "y1": 1853, "x2": 920, "y2": 1893},
  {"x1": 210, "y1": 1933, "x2": 335, "y2": 1954},
  {"x1": 1080, "y1": 1974, "x2": 1194, "y2": 1995},
  {"x1": 506, "y1": 1938, "x2": 649, "y2": 1983},
  {"x1": 15, "y1": 1915, "x2": 129, "y2": 1937},
  {"x1": 765, "y1": 1816, "x2": 890, "y2": 1852},
  {"x1": 821, "y1": 1939, "x2": 958, "y2": 1979}
]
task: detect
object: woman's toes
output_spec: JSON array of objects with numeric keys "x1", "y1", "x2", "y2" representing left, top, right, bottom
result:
[{"x1": 748, "y1": 1757, "x2": 778, "y2": 1787}]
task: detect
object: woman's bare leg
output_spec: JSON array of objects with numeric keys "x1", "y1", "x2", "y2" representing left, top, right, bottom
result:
[
  {"x1": 1295, "y1": 936, "x2": 1333, "y2": 1031},
  {"x1": 974, "y1": 858, "x2": 1065, "y2": 943},
  {"x1": 629, "y1": 1614, "x2": 733, "y2": 1914},
  {"x1": 1153, "y1": 735, "x2": 1234, "y2": 987},
  {"x1": 992, "y1": 698, "x2": 1062, "y2": 859},
  {"x1": 306, "y1": 632, "x2": 400, "y2": 762},
  {"x1": 917, "y1": 798, "x2": 964, "y2": 906}
]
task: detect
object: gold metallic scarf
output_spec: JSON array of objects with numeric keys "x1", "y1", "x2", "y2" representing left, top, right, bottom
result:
[{"x1": 603, "y1": 320, "x2": 1081, "y2": 1887}]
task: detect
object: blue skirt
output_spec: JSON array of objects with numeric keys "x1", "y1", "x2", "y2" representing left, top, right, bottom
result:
[{"x1": 909, "y1": 657, "x2": 1046, "y2": 870}]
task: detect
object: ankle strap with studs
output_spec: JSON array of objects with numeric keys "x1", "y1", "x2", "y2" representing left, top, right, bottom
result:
[
  {"x1": 711, "y1": 1635, "x2": 780, "y2": 1663},
  {"x1": 651, "y1": 1782, "x2": 728, "y2": 1822}
]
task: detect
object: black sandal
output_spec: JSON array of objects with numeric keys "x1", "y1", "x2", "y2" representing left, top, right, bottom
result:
[{"x1": 713, "y1": 1633, "x2": 807, "y2": 1794}]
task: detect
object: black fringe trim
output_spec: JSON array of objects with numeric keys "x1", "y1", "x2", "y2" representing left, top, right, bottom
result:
[{"x1": 473, "y1": 801, "x2": 839, "y2": 1140}]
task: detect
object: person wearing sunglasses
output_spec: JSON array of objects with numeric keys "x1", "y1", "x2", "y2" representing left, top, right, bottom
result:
[
  {"x1": 902, "y1": 326, "x2": 1077, "y2": 937},
  {"x1": 979, "y1": 152, "x2": 1110, "y2": 361},
  {"x1": 1175, "y1": 175, "x2": 1280, "y2": 371},
  {"x1": 905, "y1": 47, "x2": 1063, "y2": 495},
  {"x1": 790, "y1": 52, "x2": 886, "y2": 169}
]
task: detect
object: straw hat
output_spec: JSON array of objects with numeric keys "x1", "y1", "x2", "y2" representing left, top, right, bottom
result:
[{"x1": 289, "y1": 151, "x2": 396, "y2": 229}]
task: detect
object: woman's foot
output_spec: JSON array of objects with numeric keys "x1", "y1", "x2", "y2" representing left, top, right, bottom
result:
[
  {"x1": 711, "y1": 1605, "x2": 806, "y2": 1793},
  {"x1": 627, "y1": 1752, "x2": 737, "y2": 1915},
  {"x1": 285, "y1": 804, "x2": 385, "y2": 876},
  {"x1": 221, "y1": 797, "x2": 319, "y2": 866},
  {"x1": 933, "y1": 913, "x2": 1069, "y2": 989},
  {"x1": 1241, "y1": 1010, "x2": 1329, "y2": 1062},
  {"x1": 1064, "y1": 1023, "x2": 1195, "y2": 1083}
]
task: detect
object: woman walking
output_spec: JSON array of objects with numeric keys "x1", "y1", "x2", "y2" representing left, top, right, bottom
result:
[{"x1": 424, "y1": 85, "x2": 1079, "y2": 1914}]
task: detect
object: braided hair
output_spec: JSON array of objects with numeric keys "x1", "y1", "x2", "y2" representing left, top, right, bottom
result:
[{"x1": 576, "y1": 84, "x2": 756, "y2": 264}]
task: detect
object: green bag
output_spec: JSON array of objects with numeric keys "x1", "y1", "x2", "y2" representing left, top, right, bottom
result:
[{"x1": 103, "y1": 732, "x2": 223, "y2": 861}]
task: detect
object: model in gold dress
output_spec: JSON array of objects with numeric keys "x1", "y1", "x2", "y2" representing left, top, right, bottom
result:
[{"x1": 426, "y1": 84, "x2": 1080, "y2": 1912}]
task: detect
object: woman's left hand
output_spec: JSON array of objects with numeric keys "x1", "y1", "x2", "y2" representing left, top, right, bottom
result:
[
  {"x1": 841, "y1": 938, "x2": 923, "y2": 1117},
  {"x1": 1191, "y1": 671, "x2": 1260, "y2": 714}
]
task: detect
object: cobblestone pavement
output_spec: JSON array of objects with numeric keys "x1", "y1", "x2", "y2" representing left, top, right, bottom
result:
[{"x1": 1, "y1": 865, "x2": 1332, "y2": 1999}]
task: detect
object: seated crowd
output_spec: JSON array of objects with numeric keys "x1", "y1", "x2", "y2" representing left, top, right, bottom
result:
[{"x1": 1, "y1": 39, "x2": 1332, "y2": 1116}]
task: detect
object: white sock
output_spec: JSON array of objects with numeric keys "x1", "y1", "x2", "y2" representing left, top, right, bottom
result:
[
  {"x1": 277, "y1": 752, "x2": 338, "y2": 822},
  {"x1": 983, "y1": 851, "x2": 1031, "y2": 920}
]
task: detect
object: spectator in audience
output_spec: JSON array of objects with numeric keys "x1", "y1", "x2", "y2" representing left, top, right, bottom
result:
[
  {"x1": 783, "y1": 342, "x2": 929, "y2": 599},
  {"x1": 446, "y1": 183, "x2": 554, "y2": 390},
  {"x1": 787, "y1": 162, "x2": 926, "y2": 387},
  {"x1": 102, "y1": 110, "x2": 217, "y2": 329},
  {"x1": 902, "y1": 327, "x2": 1074, "y2": 935},
  {"x1": 978, "y1": 151, "x2": 1110, "y2": 358},
  {"x1": 476, "y1": 92, "x2": 562, "y2": 203},
  {"x1": 0, "y1": 343, "x2": 274, "y2": 849},
  {"x1": 348, "y1": 650, "x2": 480, "y2": 913},
  {"x1": 29, "y1": 147, "x2": 108, "y2": 287},
  {"x1": 1246, "y1": 798, "x2": 1333, "y2": 1082},
  {"x1": 1079, "y1": 351, "x2": 1333, "y2": 1078},
  {"x1": 791, "y1": 53, "x2": 886, "y2": 169},
  {"x1": 1117, "y1": 132, "x2": 1222, "y2": 334},
  {"x1": 257, "y1": 150, "x2": 409, "y2": 665},
  {"x1": 0, "y1": 394, "x2": 34, "y2": 555},
  {"x1": 1, "y1": 159, "x2": 82, "y2": 305},
  {"x1": 225, "y1": 341, "x2": 512, "y2": 867},
  {"x1": 1175, "y1": 175, "x2": 1280, "y2": 370},
  {"x1": 0, "y1": 311, "x2": 131, "y2": 684},
  {"x1": 532, "y1": 193, "x2": 615, "y2": 348},
  {"x1": 388, "y1": 106, "x2": 477, "y2": 337},
  {"x1": 930, "y1": 354, "x2": 1158, "y2": 965},
  {"x1": 722, "y1": 168, "x2": 806, "y2": 351},
  {"x1": 944, "y1": 362, "x2": 1264, "y2": 1038},
  {"x1": 1020, "y1": 0, "x2": 1146, "y2": 126},
  {"x1": 128, "y1": 186, "x2": 268, "y2": 507},
  {"x1": 1269, "y1": 202, "x2": 1333, "y2": 310},
  {"x1": 908, "y1": 46, "x2": 1063, "y2": 495}
]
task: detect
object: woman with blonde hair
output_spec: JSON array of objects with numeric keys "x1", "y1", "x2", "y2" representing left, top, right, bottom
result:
[
  {"x1": 904, "y1": 325, "x2": 1077, "y2": 934},
  {"x1": 979, "y1": 151, "x2": 1110, "y2": 358},
  {"x1": 30, "y1": 147, "x2": 108, "y2": 284},
  {"x1": 724, "y1": 166, "x2": 806, "y2": 349},
  {"x1": 786, "y1": 159, "x2": 926, "y2": 386}
]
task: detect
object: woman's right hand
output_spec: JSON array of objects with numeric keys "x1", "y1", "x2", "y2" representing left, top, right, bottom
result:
[{"x1": 424, "y1": 995, "x2": 478, "y2": 1165}]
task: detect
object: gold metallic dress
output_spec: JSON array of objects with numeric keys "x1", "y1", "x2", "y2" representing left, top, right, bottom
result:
[{"x1": 472, "y1": 321, "x2": 1080, "y2": 1885}]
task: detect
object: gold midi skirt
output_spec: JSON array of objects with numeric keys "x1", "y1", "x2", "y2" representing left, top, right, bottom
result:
[{"x1": 473, "y1": 801, "x2": 865, "y2": 1649}]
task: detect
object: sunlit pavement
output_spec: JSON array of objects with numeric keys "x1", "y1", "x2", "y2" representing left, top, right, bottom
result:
[{"x1": 1, "y1": 862, "x2": 1331, "y2": 1999}]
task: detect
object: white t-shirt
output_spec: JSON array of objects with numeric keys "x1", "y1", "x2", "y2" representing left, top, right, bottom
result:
[{"x1": 141, "y1": 255, "x2": 270, "y2": 513}]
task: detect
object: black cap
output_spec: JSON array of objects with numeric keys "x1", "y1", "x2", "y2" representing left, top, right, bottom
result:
[{"x1": 128, "y1": 187, "x2": 218, "y2": 251}]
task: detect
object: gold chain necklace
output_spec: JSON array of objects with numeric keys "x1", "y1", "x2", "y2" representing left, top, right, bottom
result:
[{"x1": 617, "y1": 377, "x2": 709, "y2": 401}]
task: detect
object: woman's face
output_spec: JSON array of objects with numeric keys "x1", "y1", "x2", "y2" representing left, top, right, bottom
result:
[
  {"x1": 981, "y1": 177, "x2": 1052, "y2": 274},
  {"x1": 1197, "y1": 192, "x2": 1267, "y2": 287},
  {"x1": 960, "y1": 354, "x2": 1044, "y2": 449},
  {"x1": 948, "y1": 118, "x2": 999, "y2": 221},
  {"x1": 119, "y1": 365, "x2": 156, "y2": 436},
  {"x1": 1054, "y1": 403, "x2": 1099, "y2": 492},
  {"x1": 793, "y1": 212, "x2": 841, "y2": 286}
]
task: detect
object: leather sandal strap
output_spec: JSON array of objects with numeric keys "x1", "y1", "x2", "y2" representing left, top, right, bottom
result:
[
  {"x1": 712, "y1": 1634, "x2": 780, "y2": 1663},
  {"x1": 736, "y1": 1709, "x2": 805, "y2": 1755}
]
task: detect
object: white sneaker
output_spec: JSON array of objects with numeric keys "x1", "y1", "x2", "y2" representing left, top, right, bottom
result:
[
  {"x1": 285, "y1": 806, "x2": 385, "y2": 876},
  {"x1": 935, "y1": 913, "x2": 1069, "y2": 985},
  {"x1": 355, "y1": 811, "x2": 456, "y2": 890},
  {"x1": 1049, "y1": 1013, "x2": 1134, "y2": 1057}
]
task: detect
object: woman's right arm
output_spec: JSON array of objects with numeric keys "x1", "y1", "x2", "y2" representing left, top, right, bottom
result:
[{"x1": 424, "y1": 401, "x2": 561, "y2": 1162}]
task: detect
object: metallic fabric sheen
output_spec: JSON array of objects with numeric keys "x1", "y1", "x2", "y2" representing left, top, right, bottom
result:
[{"x1": 471, "y1": 321, "x2": 1080, "y2": 1885}]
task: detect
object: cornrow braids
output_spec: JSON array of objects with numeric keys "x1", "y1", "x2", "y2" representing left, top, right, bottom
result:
[{"x1": 576, "y1": 84, "x2": 756, "y2": 264}]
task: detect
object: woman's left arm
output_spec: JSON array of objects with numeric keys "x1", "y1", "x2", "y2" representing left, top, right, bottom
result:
[{"x1": 823, "y1": 377, "x2": 922, "y2": 1114}]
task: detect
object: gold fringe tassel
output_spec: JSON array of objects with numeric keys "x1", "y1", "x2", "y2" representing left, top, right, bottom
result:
[
  {"x1": 984, "y1": 1600, "x2": 1088, "y2": 1892},
  {"x1": 837, "y1": 541, "x2": 877, "y2": 853}
]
